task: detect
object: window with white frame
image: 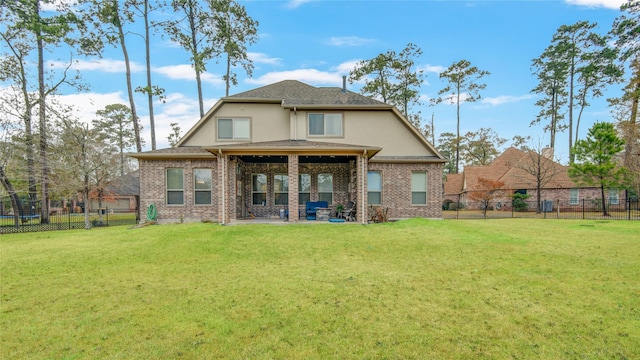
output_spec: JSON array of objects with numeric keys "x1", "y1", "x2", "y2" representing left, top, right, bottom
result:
[
  {"x1": 274, "y1": 174, "x2": 289, "y2": 205},
  {"x1": 411, "y1": 172, "x2": 428, "y2": 205},
  {"x1": 194, "y1": 169, "x2": 212, "y2": 205},
  {"x1": 299, "y1": 174, "x2": 311, "y2": 205},
  {"x1": 308, "y1": 113, "x2": 343, "y2": 137},
  {"x1": 252, "y1": 174, "x2": 267, "y2": 205},
  {"x1": 569, "y1": 188, "x2": 580, "y2": 205},
  {"x1": 609, "y1": 189, "x2": 619, "y2": 205},
  {"x1": 368, "y1": 171, "x2": 382, "y2": 205},
  {"x1": 166, "y1": 168, "x2": 184, "y2": 205},
  {"x1": 318, "y1": 173, "x2": 333, "y2": 204},
  {"x1": 217, "y1": 118, "x2": 250, "y2": 140}
]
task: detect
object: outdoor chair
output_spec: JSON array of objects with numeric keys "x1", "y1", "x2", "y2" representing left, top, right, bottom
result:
[{"x1": 341, "y1": 201, "x2": 356, "y2": 221}]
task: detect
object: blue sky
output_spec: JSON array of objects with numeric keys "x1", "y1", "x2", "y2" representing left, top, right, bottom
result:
[{"x1": 44, "y1": 0, "x2": 628, "y2": 163}]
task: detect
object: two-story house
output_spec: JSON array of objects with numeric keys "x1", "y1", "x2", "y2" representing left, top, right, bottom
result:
[{"x1": 131, "y1": 80, "x2": 446, "y2": 224}]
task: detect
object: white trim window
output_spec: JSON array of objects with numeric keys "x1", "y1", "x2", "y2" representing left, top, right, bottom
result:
[
  {"x1": 609, "y1": 189, "x2": 619, "y2": 205},
  {"x1": 274, "y1": 174, "x2": 289, "y2": 205},
  {"x1": 368, "y1": 171, "x2": 382, "y2": 205},
  {"x1": 166, "y1": 168, "x2": 184, "y2": 205},
  {"x1": 299, "y1": 174, "x2": 311, "y2": 205},
  {"x1": 411, "y1": 172, "x2": 428, "y2": 205},
  {"x1": 569, "y1": 188, "x2": 580, "y2": 205},
  {"x1": 308, "y1": 113, "x2": 343, "y2": 137},
  {"x1": 217, "y1": 118, "x2": 250, "y2": 140},
  {"x1": 318, "y1": 173, "x2": 333, "y2": 204},
  {"x1": 252, "y1": 174, "x2": 267, "y2": 205},
  {"x1": 194, "y1": 169, "x2": 212, "y2": 205}
]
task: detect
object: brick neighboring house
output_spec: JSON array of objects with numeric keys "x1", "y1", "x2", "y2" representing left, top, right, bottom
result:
[
  {"x1": 443, "y1": 147, "x2": 626, "y2": 211},
  {"x1": 130, "y1": 80, "x2": 447, "y2": 224}
]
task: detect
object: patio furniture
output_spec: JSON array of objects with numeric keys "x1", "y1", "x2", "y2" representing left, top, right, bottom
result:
[
  {"x1": 305, "y1": 201, "x2": 328, "y2": 220},
  {"x1": 341, "y1": 201, "x2": 356, "y2": 221}
]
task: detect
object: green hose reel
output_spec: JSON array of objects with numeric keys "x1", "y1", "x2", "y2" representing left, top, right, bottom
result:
[{"x1": 146, "y1": 203, "x2": 157, "y2": 221}]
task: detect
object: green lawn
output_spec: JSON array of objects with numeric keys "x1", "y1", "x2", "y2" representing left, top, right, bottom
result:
[{"x1": 1, "y1": 219, "x2": 638, "y2": 359}]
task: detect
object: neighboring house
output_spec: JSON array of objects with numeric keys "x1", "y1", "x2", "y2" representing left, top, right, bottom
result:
[
  {"x1": 443, "y1": 147, "x2": 625, "y2": 210},
  {"x1": 88, "y1": 170, "x2": 140, "y2": 213},
  {"x1": 130, "y1": 80, "x2": 446, "y2": 224}
]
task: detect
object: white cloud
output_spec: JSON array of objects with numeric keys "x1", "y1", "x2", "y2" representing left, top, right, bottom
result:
[
  {"x1": 248, "y1": 52, "x2": 282, "y2": 66},
  {"x1": 246, "y1": 69, "x2": 343, "y2": 86},
  {"x1": 565, "y1": 0, "x2": 624, "y2": 9},
  {"x1": 482, "y1": 94, "x2": 535, "y2": 106},
  {"x1": 326, "y1": 36, "x2": 375, "y2": 47},
  {"x1": 286, "y1": 0, "x2": 317, "y2": 9},
  {"x1": 51, "y1": 92, "x2": 129, "y2": 122},
  {"x1": 49, "y1": 58, "x2": 144, "y2": 73},
  {"x1": 154, "y1": 64, "x2": 225, "y2": 86},
  {"x1": 422, "y1": 64, "x2": 446, "y2": 74}
]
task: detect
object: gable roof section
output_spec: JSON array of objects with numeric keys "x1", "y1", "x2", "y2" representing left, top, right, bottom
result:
[
  {"x1": 226, "y1": 80, "x2": 390, "y2": 108},
  {"x1": 450, "y1": 147, "x2": 579, "y2": 194}
]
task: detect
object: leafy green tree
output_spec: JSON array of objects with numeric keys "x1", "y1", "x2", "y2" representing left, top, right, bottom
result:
[
  {"x1": 437, "y1": 132, "x2": 457, "y2": 174},
  {"x1": 51, "y1": 117, "x2": 118, "y2": 229},
  {"x1": 93, "y1": 104, "x2": 138, "y2": 177},
  {"x1": 431, "y1": 59, "x2": 490, "y2": 173},
  {"x1": 569, "y1": 122, "x2": 628, "y2": 216},
  {"x1": 1, "y1": 0, "x2": 97, "y2": 223},
  {"x1": 532, "y1": 21, "x2": 622, "y2": 163},
  {"x1": 163, "y1": 0, "x2": 216, "y2": 118},
  {"x1": 460, "y1": 127, "x2": 506, "y2": 166},
  {"x1": 131, "y1": 0, "x2": 165, "y2": 151},
  {"x1": 167, "y1": 122, "x2": 182, "y2": 147},
  {"x1": 610, "y1": 0, "x2": 640, "y2": 196},
  {"x1": 88, "y1": 0, "x2": 143, "y2": 153},
  {"x1": 349, "y1": 43, "x2": 425, "y2": 117},
  {"x1": 210, "y1": 0, "x2": 258, "y2": 97}
]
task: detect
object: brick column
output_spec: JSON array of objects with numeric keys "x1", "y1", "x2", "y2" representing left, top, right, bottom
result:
[
  {"x1": 288, "y1": 155, "x2": 299, "y2": 223},
  {"x1": 357, "y1": 154, "x2": 368, "y2": 224},
  {"x1": 217, "y1": 153, "x2": 226, "y2": 224}
]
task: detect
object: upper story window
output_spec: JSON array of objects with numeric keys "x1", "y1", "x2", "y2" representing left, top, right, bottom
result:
[
  {"x1": 308, "y1": 113, "x2": 342, "y2": 137},
  {"x1": 218, "y1": 118, "x2": 250, "y2": 140}
]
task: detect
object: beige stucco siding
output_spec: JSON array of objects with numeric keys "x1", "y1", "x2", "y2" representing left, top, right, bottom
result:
[
  {"x1": 182, "y1": 103, "x2": 290, "y2": 146},
  {"x1": 294, "y1": 110, "x2": 433, "y2": 157}
]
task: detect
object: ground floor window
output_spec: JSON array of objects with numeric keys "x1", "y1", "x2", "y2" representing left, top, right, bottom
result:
[
  {"x1": 299, "y1": 174, "x2": 311, "y2": 204},
  {"x1": 166, "y1": 168, "x2": 184, "y2": 205},
  {"x1": 368, "y1": 171, "x2": 382, "y2": 205},
  {"x1": 609, "y1": 189, "x2": 619, "y2": 205},
  {"x1": 194, "y1": 169, "x2": 212, "y2": 205},
  {"x1": 570, "y1": 188, "x2": 579, "y2": 205},
  {"x1": 411, "y1": 172, "x2": 427, "y2": 205},
  {"x1": 274, "y1": 174, "x2": 288, "y2": 205},
  {"x1": 252, "y1": 174, "x2": 267, "y2": 205},
  {"x1": 318, "y1": 173, "x2": 333, "y2": 204}
]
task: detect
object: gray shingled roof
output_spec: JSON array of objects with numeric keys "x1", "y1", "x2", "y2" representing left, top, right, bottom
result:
[{"x1": 225, "y1": 80, "x2": 390, "y2": 107}]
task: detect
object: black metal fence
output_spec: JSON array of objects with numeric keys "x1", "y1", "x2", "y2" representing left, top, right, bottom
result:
[
  {"x1": 0, "y1": 205, "x2": 139, "y2": 234},
  {"x1": 443, "y1": 198, "x2": 640, "y2": 220}
]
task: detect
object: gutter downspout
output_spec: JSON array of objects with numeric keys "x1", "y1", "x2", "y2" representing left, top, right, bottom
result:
[{"x1": 219, "y1": 149, "x2": 225, "y2": 225}]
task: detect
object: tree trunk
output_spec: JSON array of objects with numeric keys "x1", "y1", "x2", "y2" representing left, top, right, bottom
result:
[
  {"x1": 36, "y1": 1, "x2": 50, "y2": 224},
  {"x1": 143, "y1": 0, "x2": 156, "y2": 150},
  {"x1": 114, "y1": 1, "x2": 142, "y2": 153},
  {"x1": 0, "y1": 166, "x2": 24, "y2": 228},
  {"x1": 600, "y1": 183, "x2": 608, "y2": 216}
]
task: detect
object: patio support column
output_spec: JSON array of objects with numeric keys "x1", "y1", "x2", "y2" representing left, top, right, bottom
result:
[
  {"x1": 288, "y1": 154, "x2": 299, "y2": 223},
  {"x1": 357, "y1": 152, "x2": 368, "y2": 224},
  {"x1": 217, "y1": 150, "x2": 227, "y2": 225}
]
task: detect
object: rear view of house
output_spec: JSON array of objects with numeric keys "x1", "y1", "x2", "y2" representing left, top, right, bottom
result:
[{"x1": 131, "y1": 80, "x2": 446, "y2": 224}]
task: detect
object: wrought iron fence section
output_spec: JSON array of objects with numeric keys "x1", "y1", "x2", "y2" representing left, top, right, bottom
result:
[
  {"x1": 0, "y1": 204, "x2": 139, "y2": 234},
  {"x1": 443, "y1": 198, "x2": 639, "y2": 220}
]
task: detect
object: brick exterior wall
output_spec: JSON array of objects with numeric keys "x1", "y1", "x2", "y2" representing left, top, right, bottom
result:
[
  {"x1": 368, "y1": 162, "x2": 443, "y2": 219},
  {"x1": 139, "y1": 157, "x2": 444, "y2": 223},
  {"x1": 139, "y1": 159, "x2": 218, "y2": 223}
]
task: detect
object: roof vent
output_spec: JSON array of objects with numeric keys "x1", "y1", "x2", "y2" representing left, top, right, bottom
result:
[{"x1": 342, "y1": 75, "x2": 347, "y2": 93}]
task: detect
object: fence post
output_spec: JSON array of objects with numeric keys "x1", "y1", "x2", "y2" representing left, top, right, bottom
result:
[{"x1": 582, "y1": 199, "x2": 585, "y2": 220}]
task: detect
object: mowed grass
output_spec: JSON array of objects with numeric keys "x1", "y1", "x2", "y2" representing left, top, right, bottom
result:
[{"x1": 1, "y1": 219, "x2": 639, "y2": 359}]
